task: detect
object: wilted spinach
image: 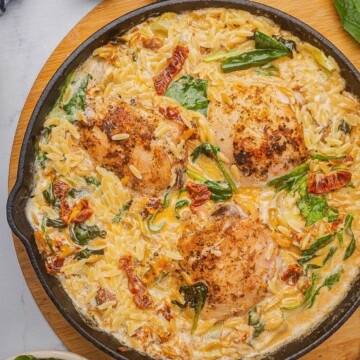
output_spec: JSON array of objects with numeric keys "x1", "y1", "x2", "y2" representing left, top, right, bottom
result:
[
  {"x1": 191, "y1": 143, "x2": 239, "y2": 193},
  {"x1": 42, "y1": 182, "x2": 59, "y2": 207},
  {"x1": 69, "y1": 222, "x2": 106, "y2": 245},
  {"x1": 34, "y1": 140, "x2": 48, "y2": 169},
  {"x1": 248, "y1": 307, "x2": 265, "y2": 338},
  {"x1": 165, "y1": 75, "x2": 209, "y2": 116},
  {"x1": 84, "y1": 176, "x2": 101, "y2": 186},
  {"x1": 46, "y1": 217, "x2": 67, "y2": 228},
  {"x1": 112, "y1": 200, "x2": 132, "y2": 223},
  {"x1": 63, "y1": 73, "x2": 92, "y2": 117},
  {"x1": 172, "y1": 282, "x2": 208, "y2": 333},
  {"x1": 343, "y1": 214, "x2": 356, "y2": 260},
  {"x1": 174, "y1": 199, "x2": 190, "y2": 219},
  {"x1": 74, "y1": 248, "x2": 104, "y2": 260}
]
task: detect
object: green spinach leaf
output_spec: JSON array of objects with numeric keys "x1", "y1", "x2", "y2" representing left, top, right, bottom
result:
[
  {"x1": 205, "y1": 180, "x2": 233, "y2": 202},
  {"x1": 84, "y1": 176, "x2": 101, "y2": 186},
  {"x1": 175, "y1": 199, "x2": 190, "y2": 219},
  {"x1": 344, "y1": 214, "x2": 356, "y2": 259},
  {"x1": 248, "y1": 307, "x2": 265, "y2": 338},
  {"x1": 254, "y1": 65, "x2": 280, "y2": 76},
  {"x1": 46, "y1": 217, "x2": 67, "y2": 228},
  {"x1": 74, "y1": 248, "x2": 104, "y2": 260},
  {"x1": 69, "y1": 222, "x2": 107, "y2": 245},
  {"x1": 172, "y1": 282, "x2": 208, "y2": 333},
  {"x1": 112, "y1": 200, "x2": 132, "y2": 223},
  {"x1": 334, "y1": 0, "x2": 360, "y2": 44},
  {"x1": 63, "y1": 74, "x2": 92, "y2": 117},
  {"x1": 302, "y1": 234, "x2": 334, "y2": 256},
  {"x1": 165, "y1": 75, "x2": 208, "y2": 116}
]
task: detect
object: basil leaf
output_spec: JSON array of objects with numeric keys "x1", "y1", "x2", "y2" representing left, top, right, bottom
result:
[
  {"x1": 175, "y1": 199, "x2": 190, "y2": 219},
  {"x1": 63, "y1": 74, "x2": 92, "y2": 117},
  {"x1": 112, "y1": 200, "x2": 132, "y2": 223},
  {"x1": 84, "y1": 176, "x2": 101, "y2": 186},
  {"x1": 172, "y1": 282, "x2": 208, "y2": 333},
  {"x1": 74, "y1": 248, "x2": 104, "y2": 260},
  {"x1": 302, "y1": 234, "x2": 334, "y2": 256},
  {"x1": 334, "y1": 0, "x2": 360, "y2": 44},
  {"x1": 46, "y1": 217, "x2": 67, "y2": 228},
  {"x1": 165, "y1": 75, "x2": 208, "y2": 116},
  {"x1": 69, "y1": 222, "x2": 106, "y2": 245},
  {"x1": 221, "y1": 49, "x2": 290, "y2": 73}
]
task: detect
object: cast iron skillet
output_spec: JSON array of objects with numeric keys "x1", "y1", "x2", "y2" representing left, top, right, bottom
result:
[{"x1": 7, "y1": 0, "x2": 360, "y2": 359}]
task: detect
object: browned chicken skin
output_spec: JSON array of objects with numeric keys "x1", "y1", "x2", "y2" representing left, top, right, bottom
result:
[
  {"x1": 79, "y1": 100, "x2": 184, "y2": 196},
  {"x1": 209, "y1": 85, "x2": 307, "y2": 183},
  {"x1": 179, "y1": 212, "x2": 277, "y2": 321}
]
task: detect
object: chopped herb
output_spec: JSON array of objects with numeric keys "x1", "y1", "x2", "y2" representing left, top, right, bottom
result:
[
  {"x1": 308, "y1": 266, "x2": 343, "y2": 308},
  {"x1": 46, "y1": 217, "x2": 67, "y2": 228},
  {"x1": 254, "y1": 65, "x2": 280, "y2": 76},
  {"x1": 338, "y1": 119, "x2": 353, "y2": 134},
  {"x1": 112, "y1": 200, "x2": 132, "y2": 223},
  {"x1": 248, "y1": 307, "x2": 265, "y2": 338},
  {"x1": 63, "y1": 73, "x2": 92, "y2": 117},
  {"x1": 191, "y1": 143, "x2": 239, "y2": 193},
  {"x1": 69, "y1": 222, "x2": 106, "y2": 245},
  {"x1": 344, "y1": 214, "x2": 356, "y2": 260},
  {"x1": 74, "y1": 248, "x2": 104, "y2": 260},
  {"x1": 172, "y1": 282, "x2": 208, "y2": 333},
  {"x1": 165, "y1": 75, "x2": 208, "y2": 116},
  {"x1": 175, "y1": 199, "x2": 190, "y2": 219},
  {"x1": 84, "y1": 176, "x2": 101, "y2": 186},
  {"x1": 311, "y1": 153, "x2": 346, "y2": 161},
  {"x1": 147, "y1": 211, "x2": 164, "y2": 233},
  {"x1": 302, "y1": 234, "x2": 334, "y2": 256},
  {"x1": 334, "y1": 0, "x2": 360, "y2": 44}
]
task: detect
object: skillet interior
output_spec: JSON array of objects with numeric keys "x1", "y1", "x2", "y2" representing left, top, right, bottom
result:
[{"x1": 7, "y1": 1, "x2": 360, "y2": 359}]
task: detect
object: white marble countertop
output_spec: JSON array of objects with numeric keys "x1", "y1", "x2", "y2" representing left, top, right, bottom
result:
[{"x1": 0, "y1": 1, "x2": 101, "y2": 358}]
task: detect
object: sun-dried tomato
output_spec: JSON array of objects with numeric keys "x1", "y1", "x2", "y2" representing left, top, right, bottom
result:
[
  {"x1": 281, "y1": 263, "x2": 303, "y2": 286},
  {"x1": 45, "y1": 256, "x2": 64, "y2": 275},
  {"x1": 153, "y1": 45, "x2": 189, "y2": 95},
  {"x1": 119, "y1": 255, "x2": 154, "y2": 309},
  {"x1": 141, "y1": 37, "x2": 163, "y2": 50},
  {"x1": 96, "y1": 287, "x2": 117, "y2": 307},
  {"x1": 71, "y1": 199, "x2": 93, "y2": 223},
  {"x1": 186, "y1": 181, "x2": 211, "y2": 212},
  {"x1": 53, "y1": 180, "x2": 70, "y2": 199},
  {"x1": 60, "y1": 198, "x2": 73, "y2": 224},
  {"x1": 308, "y1": 170, "x2": 352, "y2": 194}
]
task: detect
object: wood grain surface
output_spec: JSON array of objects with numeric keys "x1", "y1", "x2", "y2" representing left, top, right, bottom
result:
[{"x1": 8, "y1": 0, "x2": 360, "y2": 359}]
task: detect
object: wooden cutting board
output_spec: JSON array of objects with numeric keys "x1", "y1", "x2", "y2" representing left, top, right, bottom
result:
[{"x1": 8, "y1": 0, "x2": 360, "y2": 359}]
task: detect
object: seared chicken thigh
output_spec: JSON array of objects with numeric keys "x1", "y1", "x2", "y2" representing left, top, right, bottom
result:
[
  {"x1": 209, "y1": 85, "x2": 307, "y2": 183},
  {"x1": 79, "y1": 99, "x2": 185, "y2": 196},
  {"x1": 179, "y1": 212, "x2": 277, "y2": 321}
]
